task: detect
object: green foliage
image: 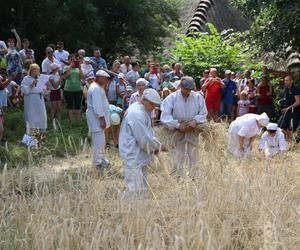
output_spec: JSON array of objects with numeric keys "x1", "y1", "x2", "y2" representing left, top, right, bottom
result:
[
  {"x1": 1, "y1": 108, "x2": 89, "y2": 169},
  {"x1": 230, "y1": 0, "x2": 300, "y2": 57},
  {"x1": 165, "y1": 23, "x2": 256, "y2": 82},
  {"x1": 1, "y1": 0, "x2": 181, "y2": 63}
]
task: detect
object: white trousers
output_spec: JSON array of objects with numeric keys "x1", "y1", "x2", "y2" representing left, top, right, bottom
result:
[
  {"x1": 172, "y1": 142, "x2": 198, "y2": 177},
  {"x1": 91, "y1": 131, "x2": 106, "y2": 166},
  {"x1": 264, "y1": 146, "x2": 280, "y2": 157},
  {"x1": 124, "y1": 165, "x2": 148, "y2": 193}
]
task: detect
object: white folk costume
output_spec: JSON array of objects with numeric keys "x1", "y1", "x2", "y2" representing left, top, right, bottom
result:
[
  {"x1": 21, "y1": 75, "x2": 47, "y2": 133},
  {"x1": 258, "y1": 123, "x2": 287, "y2": 157},
  {"x1": 228, "y1": 112, "x2": 269, "y2": 157},
  {"x1": 160, "y1": 84, "x2": 208, "y2": 177},
  {"x1": 119, "y1": 90, "x2": 162, "y2": 193},
  {"x1": 86, "y1": 79, "x2": 110, "y2": 167}
]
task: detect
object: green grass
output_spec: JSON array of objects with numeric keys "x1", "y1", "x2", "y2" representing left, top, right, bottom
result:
[{"x1": 1, "y1": 107, "x2": 89, "y2": 169}]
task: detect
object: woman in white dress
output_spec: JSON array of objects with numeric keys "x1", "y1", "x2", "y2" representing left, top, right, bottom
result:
[
  {"x1": 21, "y1": 63, "x2": 47, "y2": 134},
  {"x1": 228, "y1": 112, "x2": 269, "y2": 157}
]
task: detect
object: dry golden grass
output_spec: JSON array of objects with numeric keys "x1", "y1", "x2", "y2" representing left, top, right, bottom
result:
[{"x1": 0, "y1": 123, "x2": 299, "y2": 250}]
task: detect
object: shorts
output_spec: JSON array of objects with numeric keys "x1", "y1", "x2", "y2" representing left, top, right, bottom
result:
[
  {"x1": 63, "y1": 90, "x2": 83, "y2": 110},
  {"x1": 50, "y1": 89, "x2": 61, "y2": 101}
]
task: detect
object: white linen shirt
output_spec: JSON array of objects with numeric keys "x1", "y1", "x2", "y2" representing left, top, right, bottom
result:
[{"x1": 86, "y1": 82, "x2": 110, "y2": 132}]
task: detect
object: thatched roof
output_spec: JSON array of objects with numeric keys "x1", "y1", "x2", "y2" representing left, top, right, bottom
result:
[{"x1": 182, "y1": 0, "x2": 251, "y2": 33}]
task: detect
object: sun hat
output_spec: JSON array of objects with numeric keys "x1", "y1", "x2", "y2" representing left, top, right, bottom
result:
[{"x1": 50, "y1": 63, "x2": 60, "y2": 71}]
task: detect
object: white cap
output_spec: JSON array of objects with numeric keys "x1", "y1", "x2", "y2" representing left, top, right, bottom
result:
[
  {"x1": 136, "y1": 78, "x2": 148, "y2": 86},
  {"x1": 118, "y1": 73, "x2": 125, "y2": 79},
  {"x1": 225, "y1": 70, "x2": 232, "y2": 75},
  {"x1": 110, "y1": 113, "x2": 121, "y2": 125},
  {"x1": 126, "y1": 85, "x2": 133, "y2": 92},
  {"x1": 256, "y1": 112, "x2": 270, "y2": 127},
  {"x1": 142, "y1": 89, "x2": 162, "y2": 105},
  {"x1": 266, "y1": 123, "x2": 278, "y2": 131},
  {"x1": 83, "y1": 57, "x2": 91, "y2": 62},
  {"x1": 96, "y1": 70, "x2": 111, "y2": 78}
]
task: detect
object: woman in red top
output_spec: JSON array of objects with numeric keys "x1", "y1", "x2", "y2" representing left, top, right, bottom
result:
[
  {"x1": 202, "y1": 68, "x2": 225, "y2": 121},
  {"x1": 256, "y1": 74, "x2": 273, "y2": 118}
]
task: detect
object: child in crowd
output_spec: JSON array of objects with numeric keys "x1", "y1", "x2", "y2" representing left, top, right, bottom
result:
[
  {"x1": 237, "y1": 91, "x2": 250, "y2": 116},
  {"x1": 105, "y1": 104, "x2": 123, "y2": 149},
  {"x1": 82, "y1": 74, "x2": 95, "y2": 111},
  {"x1": 122, "y1": 86, "x2": 133, "y2": 111},
  {"x1": 244, "y1": 79, "x2": 257, "y2": 113},
  {"x1": 258, "y1": 123, "x2": 287, "y2": 157},
  {"x1": 49, "y1": 63, "x2": 64, "y2": 120}
]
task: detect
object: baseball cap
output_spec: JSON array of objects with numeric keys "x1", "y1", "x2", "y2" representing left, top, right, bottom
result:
[
  {"x1": 266, "y1": 123, "x2": 278, "y2": 131},
  {"x1": 225, "y1": 70, "x2": 232, "y2": 75},
  {"x1": 142, "y1": 88, "x2": 161, "y2": 105},
  {"x1": 118, "y1": 73, "x2": 126, "y2": 79},
  {"x1": 96, "y1": 70, "x2": 111, "y2": 78}
]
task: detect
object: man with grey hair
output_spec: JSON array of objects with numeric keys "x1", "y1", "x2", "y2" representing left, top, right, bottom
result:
[
  {"x1": 161, "y1": 76, "x2": 208, "y2": 178},
  {"x1": 119, "y1": 88, "x2": 167, "y2": 194}
]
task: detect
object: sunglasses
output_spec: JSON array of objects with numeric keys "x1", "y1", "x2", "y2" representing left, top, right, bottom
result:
[
  {"x1": 268, "y1": 130, "x2": 276, "y2": 133},
  {"x1": 47, "y1": 51, "x2": 53, "y2": 54}
]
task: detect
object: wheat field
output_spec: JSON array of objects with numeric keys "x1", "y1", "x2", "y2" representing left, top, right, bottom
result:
[{"x1": 0, "y1": 123, "x2": 299, "y2": 250}]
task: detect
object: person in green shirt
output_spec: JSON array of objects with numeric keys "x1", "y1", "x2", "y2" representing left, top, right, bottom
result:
[
  {"x1": 63, "y1": 54, "x2": 84, "y2": 125},
  {"x1": 160, "y1": 73, "x2": 175, "y2": 92}
]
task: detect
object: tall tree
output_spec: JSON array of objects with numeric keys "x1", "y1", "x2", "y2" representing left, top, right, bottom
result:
[
  {"x1": 0, "y1": 0, "x2": 181, "y2": 64},
  {"x1": 230, "y1": 0, "x2": 300, "y2": 57}
]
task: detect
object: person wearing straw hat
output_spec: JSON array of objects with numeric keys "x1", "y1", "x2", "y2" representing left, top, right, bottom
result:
[
  {"x1": 228, "y1": 112, "x2": 270, "y2": 157},
  {"x1": 21, "y1": 63, "x2": 47, "y2": 135},
  {"x1": 160, "y1": 76, "x2": 208, "y2": 178},
  {"x1": 258, "y1": 123, "x2": 287, "y2": 157},
  {"x1": 119, "y1": 88, "x2": 167, "y2": 194},
  {"x1": 86, "y1": 70, "x2": 111, "y2": 171}
]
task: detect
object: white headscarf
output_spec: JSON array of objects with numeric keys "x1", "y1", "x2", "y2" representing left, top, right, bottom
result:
[{"x1": 256, "y1": 112, "x2": 270, "y2": 127}]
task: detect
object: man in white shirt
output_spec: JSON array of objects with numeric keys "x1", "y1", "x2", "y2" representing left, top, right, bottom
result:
[
  {"x1": 41, "y1": 47, "x2": 60, "y2": 74},
  {"x1": 54, "y1": 41, "x2": 69, "y2": 69},
  {"x1": 86, "y1": 70, "x2": 111, "y2": 171},
  {"x1": 161, "y1": 76, "x2": 208, "y2": 178},
  {"x1": 129, "y1": 78, "x2": 147, "y2": 105},
  {"x1": 119, "y1": 89, "x2": 166, "y2": 194},
  {"x1": 120, "y1": 56, "x2": 132, "y2": 74}
]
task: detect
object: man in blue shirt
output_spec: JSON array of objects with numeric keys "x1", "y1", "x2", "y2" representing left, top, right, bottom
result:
[
  {"x1": 91, "y1": 49, "x2": 107, "y2": 74},
  {"x1": 221, "y1": 70, "x2": 237, "y2": 121}
]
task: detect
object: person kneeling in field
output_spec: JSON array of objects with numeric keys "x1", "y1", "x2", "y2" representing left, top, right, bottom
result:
[
  {"x1": 119, "y1": 89, "x2": 167, "y2": 195},
  {"x1": 258, "y1": 123, "x2": 287, "y2": 157},
  {"x1": 228, "y1": 112, "x2": 269, "y2": 157}
]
